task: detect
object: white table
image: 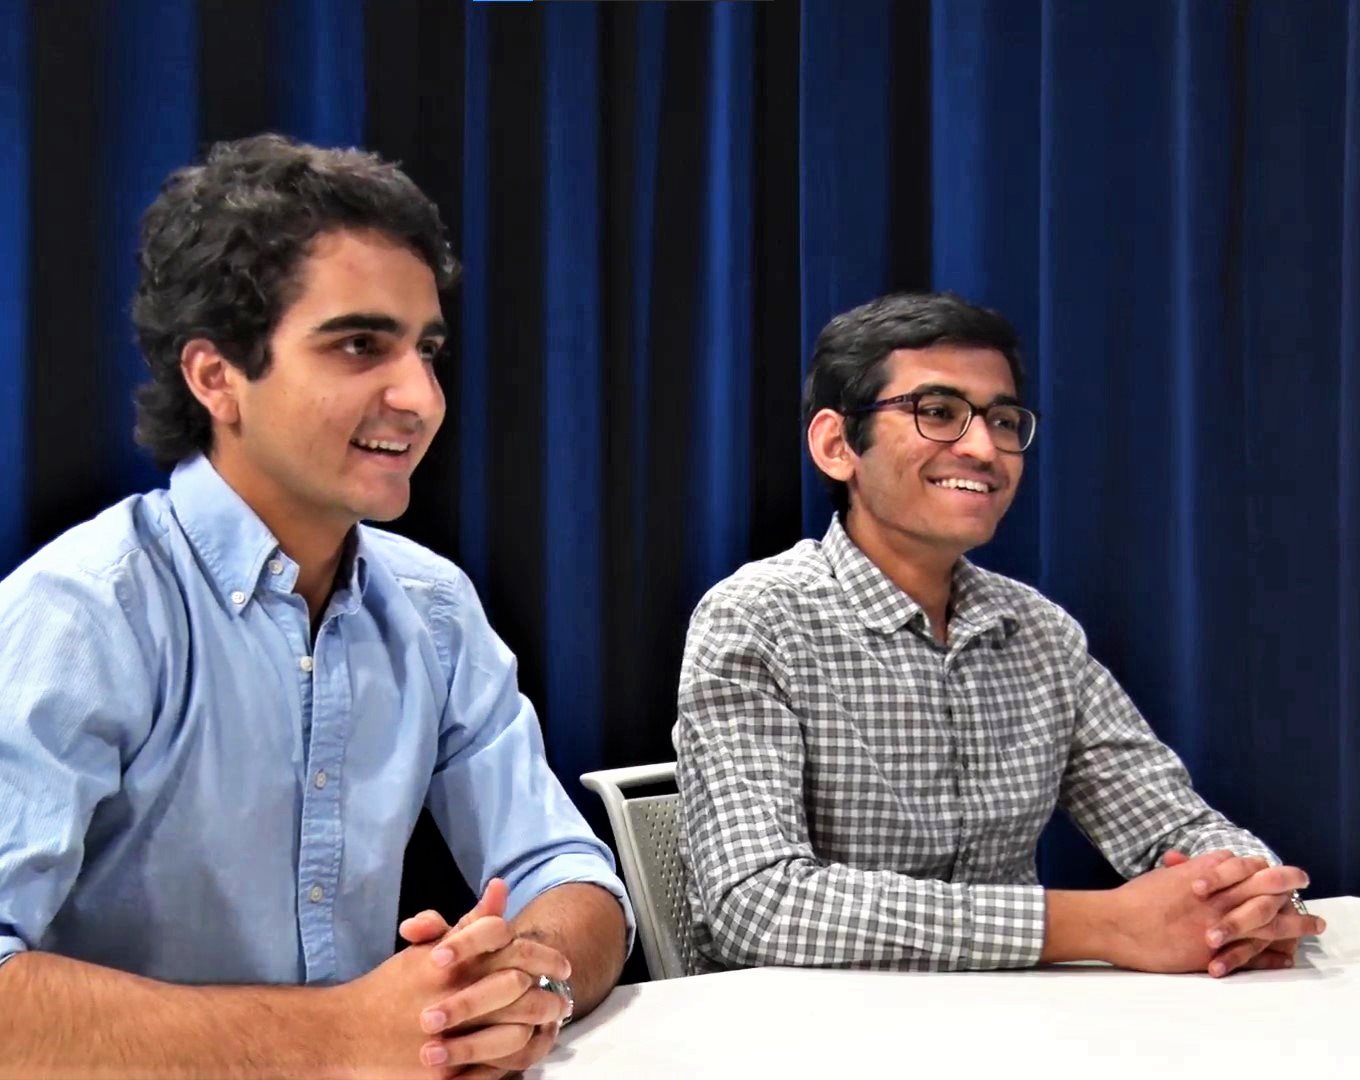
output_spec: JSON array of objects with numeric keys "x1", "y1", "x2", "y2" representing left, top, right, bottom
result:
[{"x1": 530, "y1": 896, "x2": 1359, "y2": 1078}]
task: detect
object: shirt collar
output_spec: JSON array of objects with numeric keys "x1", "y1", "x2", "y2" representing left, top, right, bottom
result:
[
  {"x1": 822, "y1": 515, "x2": 926, "y2": 634},
  {"x1": 820, "y1": 515, "x2": 1019, "y2": 642},
  {"x1": 333, "y1": 529, "x2": 371, "y2": 616},
  {"x1": 168, "y1": 454, "x2": 369, "y2": 616},
  {"x1": 948, "y1": 557, "x2": 1020, "y2": 644}
]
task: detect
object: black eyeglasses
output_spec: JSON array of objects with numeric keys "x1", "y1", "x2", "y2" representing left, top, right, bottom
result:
[{"x1": 848, "y1": 390, "x2": 1038, "y2": 453}]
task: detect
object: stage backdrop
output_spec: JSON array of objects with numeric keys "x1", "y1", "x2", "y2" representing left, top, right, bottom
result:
[{"x1": 2, "y1": 0, "x2": 1356, "y2": 953}]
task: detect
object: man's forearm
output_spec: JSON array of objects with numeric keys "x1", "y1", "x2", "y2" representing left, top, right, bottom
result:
[
  {"x1": 703, "y1": 862, "x2": 1047, "y2": 971},
  {"x1": 0, "y1": 951, "x2": 345, "y2": 1079},
  {"x1": 511, "y1": 883, "x2": 627, "y2": 1017}
]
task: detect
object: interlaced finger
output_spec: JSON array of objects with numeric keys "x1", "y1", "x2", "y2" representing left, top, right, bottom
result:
[
  {"x1": 423, "y1": 968, "x2": 536, "y2": 1032},
  {"x1": 455, "y1": 987, "x2": 568, "y2": 1031},
  {"x1": 482, "y1": 1023, "x2": 561, "y2": 1075},
  {"x1": 1191, "y1": 855, "x2": 1270, "y2": 899},
  {"x1": 1206, "y1": 894, "x2": 1287, "y2": 947},
  {"x1": 455, "y1": 937, "x2": 571, "y2": 985},
  {"x1": 1217, "y1": 864, "x2": 1309, "y2": 910},
  {"x1": 430, "y1": 917, "x2": 514, "y2": 969},
  {"x1": 1208, "y1": 937, "x2": 1269, "y2": 978},
  {"x1": 424, "y1": 1023, "x2": 535, "y2": 1069}
]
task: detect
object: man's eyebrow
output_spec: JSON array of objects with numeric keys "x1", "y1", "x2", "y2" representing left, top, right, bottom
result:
[
  {"x1": 908, "y1": 382, "x2": 965, "y2": 397},
  {"x1": 909, "y1": 383, "x2": 1023, "y2": 407},
  {"x1": 309, "y1": 314, "x2": 449, "y2": 339},
  {"x1": 310, "y1": 313, "x2": 404, "y2": 336}
]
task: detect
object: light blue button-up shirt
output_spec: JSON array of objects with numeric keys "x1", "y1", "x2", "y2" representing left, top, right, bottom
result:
[{"x1": 0, "y1": 455, "x2": 632, "y2": 984}]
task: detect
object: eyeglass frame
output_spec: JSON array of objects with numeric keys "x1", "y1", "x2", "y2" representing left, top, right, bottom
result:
[{"x1": 846, "y1": 389, "x2": 1039, "y2": 454}]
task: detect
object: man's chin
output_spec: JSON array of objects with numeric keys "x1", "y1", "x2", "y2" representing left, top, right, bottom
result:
[
  {"x1": 359, "y1": 507, "x2": 409, "y2": 524},
  {"x1": 353, "y1": 494, "x2": 412, "y2": 524},
  {"x1": 942, "y1": 524, "x2": 999, "y2": 553},
  {"x1": 348, "y1": 473, "x2": 416, "y2": 524}
]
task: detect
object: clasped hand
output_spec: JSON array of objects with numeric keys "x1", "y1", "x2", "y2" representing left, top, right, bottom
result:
[
  {"x1": 1116, "y1": 849, "x2": 1326, "y2": 977},
  {"x1": 397, "y1": 878, "x2": 572, "y2": 1078}
]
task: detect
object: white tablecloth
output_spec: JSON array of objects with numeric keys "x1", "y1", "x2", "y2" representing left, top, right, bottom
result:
[{"x1": 530, "y1": 895, "x2": 1359, "y2": 1078}]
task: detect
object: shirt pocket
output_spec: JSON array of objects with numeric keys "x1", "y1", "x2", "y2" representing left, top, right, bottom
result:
[{"x1": 976, "y1": 677, "x2": 1069, "y2": 848}]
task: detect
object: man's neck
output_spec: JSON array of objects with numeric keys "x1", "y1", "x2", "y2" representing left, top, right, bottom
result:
[
  {"x1": 286, "y1": 533, "x2": 348, "y2": 636},
  {"x1": 208, "y1": 452, "x2": 350, "y2": 631},
  {"x1": 842, "y1": 509, "x2": 959, "y2": 645}
]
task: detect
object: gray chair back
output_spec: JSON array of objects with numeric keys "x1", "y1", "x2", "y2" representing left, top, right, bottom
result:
[{"x1": 580, "y1": 762, "x2": 693, "y2": 980}]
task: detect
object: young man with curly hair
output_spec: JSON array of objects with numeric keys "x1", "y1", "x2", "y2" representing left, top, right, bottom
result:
[{"x1": 0, "y1": 135, "x2": 630, "y2": 1078}]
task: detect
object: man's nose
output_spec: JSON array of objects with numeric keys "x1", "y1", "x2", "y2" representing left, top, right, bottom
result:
[
  {"x1": 383, "y1": 347, "x2": 444, "y2": 419},
  {"x1": 951, "y1": 413, "x2": 998, "y2": 462}
]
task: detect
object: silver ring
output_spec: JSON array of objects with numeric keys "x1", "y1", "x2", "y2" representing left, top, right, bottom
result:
[
  {"x1": 1290, "y1": 890, "x2": 1309, "y2": 917},
  {"x1": 538, "y1": 975, "x2": 575, "y2": 1026}
]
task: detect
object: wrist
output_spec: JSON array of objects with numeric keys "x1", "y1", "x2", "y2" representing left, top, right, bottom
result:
[
  {"x1": 1041, "y1": 889, "x2": 1123, "y2": 965},
  {"x1": 313, "y1": 982, "x2": 364, "y2": 1079}
]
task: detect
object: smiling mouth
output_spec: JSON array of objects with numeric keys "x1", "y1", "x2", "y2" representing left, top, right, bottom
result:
[
  {"x1": 929, "y1": 477, "x2": 996, "y2": 494},
  {"x1": 351, "y1": 437, "x2": 412, "y2": 457}
]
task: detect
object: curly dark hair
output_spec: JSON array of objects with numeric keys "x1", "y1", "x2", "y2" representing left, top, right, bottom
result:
[
  {"x1": 801, "y1": 291, "x2": 1025, "y2": 518},
  {"x1": 131, "y1": 134, "x2": 460, "y2": 468}
]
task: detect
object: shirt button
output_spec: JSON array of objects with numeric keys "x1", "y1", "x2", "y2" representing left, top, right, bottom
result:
[
  {"x1": 308, "y1": 884, "x2": 324, "y2": 903},
  {"x1": 268, "y1": 559, "x2": 283, "y2": 575},
  {"x1": 314, "y1": 770, "x2": 328, "y2": 789},
  {"x1": 230, "y1": 590, "x2": 246, "y2": 606},
  {"x1": 299, "y1": 656, "x2": 314, "y2": 673}
]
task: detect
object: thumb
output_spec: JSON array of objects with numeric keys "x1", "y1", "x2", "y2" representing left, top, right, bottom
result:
[
  {"x1": 452, "y1": 877, "x2": 510, "y2": 933},
  {"x1": 398, "y1": 908, "x2": 451, "y2": 945},
  {"x1": 1160, "y1": 850, "x2": 1190, "y2": 868}
]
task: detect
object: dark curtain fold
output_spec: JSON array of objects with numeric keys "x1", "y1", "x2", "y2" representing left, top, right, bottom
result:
[
  {"x1": 0, "y1": 0, "x2": 28, "y2": 571},
  {"x1": 2, "y1": 0, "x2": 1358, "y2": 953}
]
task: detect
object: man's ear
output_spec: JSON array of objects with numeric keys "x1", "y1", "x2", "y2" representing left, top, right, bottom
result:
[
  {"x1": 807, "y1": 407, "x2": 858, "y2": 483},
  {"x1": 180, "y1": 339, "x2": 241, "y2": 427}
]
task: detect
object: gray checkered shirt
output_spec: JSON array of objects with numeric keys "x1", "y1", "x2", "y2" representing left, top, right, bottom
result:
[{"x1": 675, "y1": 516, "x2": 1275, "y2": 973}]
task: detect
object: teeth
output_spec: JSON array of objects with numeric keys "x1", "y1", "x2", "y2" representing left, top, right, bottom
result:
[
  {"x1": 353, "y1": 438, "x2": 411, "y2": 453},
  {"x1": 932, "y1": 478, "x2": 991, "y2": 493}
]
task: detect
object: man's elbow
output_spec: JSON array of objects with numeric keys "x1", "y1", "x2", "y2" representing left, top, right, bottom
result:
[{"x1": 702, "y1": 879, "x2": 796, "y2": 969}]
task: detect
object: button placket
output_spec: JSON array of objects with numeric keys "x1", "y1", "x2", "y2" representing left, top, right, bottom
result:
[
  {"x1": 296, "y1": 617, "x2": 347, "y2": 983},
  {"x1": 946, "y1": 660, "x2": 972, "y2": 874},
  {"x1": 270, "y1": 593, "x2": 331, "y2": 980}
]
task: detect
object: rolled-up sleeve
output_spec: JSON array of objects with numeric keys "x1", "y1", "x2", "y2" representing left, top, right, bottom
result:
[
  {"x1": 0, "y1": 565, "x2": 148, "y2": 969},
  {"x1": 423, "y1": 571, "x2": 634, "y2": 948}
]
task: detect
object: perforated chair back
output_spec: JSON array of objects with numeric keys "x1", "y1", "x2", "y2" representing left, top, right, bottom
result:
[{"x1": 580, "y1": 762, "x2": 693, "y2": 980}]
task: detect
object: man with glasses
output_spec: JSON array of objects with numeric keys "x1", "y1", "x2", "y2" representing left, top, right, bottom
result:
[{"x1": 675, "y1": 291, "x2": 1323, "y2": 977}]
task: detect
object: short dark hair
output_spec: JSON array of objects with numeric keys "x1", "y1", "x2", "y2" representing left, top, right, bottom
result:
[
  {"x1": 801, "y1": 291, "x2": 1025, "y2": 518},
  {"x1": 131, "y1": 134, "x2": 460, "y2": 469}
]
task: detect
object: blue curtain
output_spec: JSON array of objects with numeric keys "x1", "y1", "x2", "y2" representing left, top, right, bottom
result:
[
  {"x1": 2, "y1": 0, "x2": 1357, "y2": 919},
  {"x1": 932, "y1": 0, "x2": 1360, "y2": 891},
  {"x1": 0, "y1": 0, "x2": 28, "y2": 574}
]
